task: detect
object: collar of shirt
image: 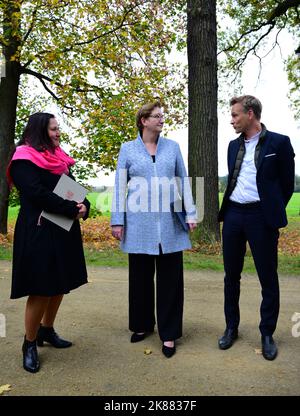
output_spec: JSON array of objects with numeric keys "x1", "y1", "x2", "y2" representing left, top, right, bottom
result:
[{"x1": 244, "y1": 130, "x2": 261, "y2": 144}]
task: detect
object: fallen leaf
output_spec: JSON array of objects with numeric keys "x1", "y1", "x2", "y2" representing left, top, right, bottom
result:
[
  {"x1": 0, "y1": 384, "x2": 12, "y2": 395},
  {"x1": 254, "y1": 348, "x2": 262, "y2": 355},
  {"x1": 144, "y1": 348, "x2": 152, "y2": 355}
]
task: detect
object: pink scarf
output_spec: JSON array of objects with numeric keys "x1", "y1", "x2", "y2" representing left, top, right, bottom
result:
[{"x1": 7, "y1": 145, "x2": 75, "y2": 187}]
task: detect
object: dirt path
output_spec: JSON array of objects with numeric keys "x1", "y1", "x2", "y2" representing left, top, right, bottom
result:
[{"x1": 0, "y1": 260, "x2": 299, "y2": 396}]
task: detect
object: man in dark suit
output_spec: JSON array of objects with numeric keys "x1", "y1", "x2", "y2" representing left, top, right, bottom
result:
[{"x1": 218, "y1": 95, "x2": 295, "y2": 360}]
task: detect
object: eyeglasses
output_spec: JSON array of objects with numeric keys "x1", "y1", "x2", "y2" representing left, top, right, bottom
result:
[{"x1": 149, "y1": 114, "x2": 165, "y2": 120}]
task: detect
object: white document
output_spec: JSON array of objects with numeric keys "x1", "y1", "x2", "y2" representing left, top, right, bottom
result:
[{"x1": 41, "y1": 174, "x2": 88, "y2": 231}]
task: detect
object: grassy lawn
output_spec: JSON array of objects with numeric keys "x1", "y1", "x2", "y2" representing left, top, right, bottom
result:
[
  {"x1": 8, "y1": 191, "x2": 112, "y2": 221},
  {"x1": 9, "y1": 192, "x2": 299, "y2": 221},
  {"x1": 4, "y1": 192, "x2": 299, "y2": 275},
  {"x1": 286, "y1": 193, "x2": 300, "y2": 217},
  {"x1": 1, "y1": 245, "x2": 298, "y2": 275},
  {"x1": 86, "y1": 192, "x2": 112, "y2": 212},
  {"x1": 8, "y1": 206, "x2": 19, "y2": 222}
]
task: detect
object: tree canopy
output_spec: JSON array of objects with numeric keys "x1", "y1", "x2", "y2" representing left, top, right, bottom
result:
[
  {"x1": 1, "y1": 0, "x2": 186, "y2": 172},
  {"x1": 218, "y1": 0, "x2": 300, "y2": 120}
]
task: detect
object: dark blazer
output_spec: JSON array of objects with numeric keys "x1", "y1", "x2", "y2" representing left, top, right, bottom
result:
[{"x1": 218, "y1": 129, "x2": 295, "y2": 229}]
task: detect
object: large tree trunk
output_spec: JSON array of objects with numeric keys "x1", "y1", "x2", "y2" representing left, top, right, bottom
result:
[
  {"x1": 187, "y1": 0, "x2": 220, "y2": 242},
  {"x1": 0, "y1": 2, "x2": 21, "y2": 234}
]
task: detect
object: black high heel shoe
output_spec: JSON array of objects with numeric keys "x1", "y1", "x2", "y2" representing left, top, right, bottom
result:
[
  {"x1": 22, "y1": 336, "x2": 40, "y2": 373},
  {"x1": 130, "y1": 332, "x2": 146, "y2": 343},
  {"x1": 37, "y1": 325, "x2": 72, "y2": 348},
  {"x1": 162, "y1": 343, "x2": 176, "y2": 358}
]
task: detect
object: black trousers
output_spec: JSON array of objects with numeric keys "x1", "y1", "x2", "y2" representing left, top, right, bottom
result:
[
  {"x1": 128, "y1": 249, "x2": 183, "y2": 341},
  {"x1": 222, "y1": 201, "x2": 280, "y2": 336}
]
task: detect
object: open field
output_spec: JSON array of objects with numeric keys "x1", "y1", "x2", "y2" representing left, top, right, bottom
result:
[{"x1": 2, "y1": 193, "x2": 299, "y2": 275}]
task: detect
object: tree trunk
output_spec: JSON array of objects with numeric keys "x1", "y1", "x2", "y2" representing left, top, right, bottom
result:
[
  {"x1": 0, "y1": 2, "x2": 21, "y2": 234},
  {"x1": 187, "y1": 0, "x2": 220, "y2": 242}
]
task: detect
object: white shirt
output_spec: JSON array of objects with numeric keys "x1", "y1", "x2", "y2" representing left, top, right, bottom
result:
[{"x1": 230, "y1": 131, "x2": 261, "y2": 203}]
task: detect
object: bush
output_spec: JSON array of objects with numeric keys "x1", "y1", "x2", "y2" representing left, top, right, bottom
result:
[{"x1": 8, "y1": 187, "x2": 20, "y2": 207}]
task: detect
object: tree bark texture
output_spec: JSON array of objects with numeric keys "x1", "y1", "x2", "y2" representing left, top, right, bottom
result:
[
  {"x1": 0, "y1": 2, "x2": 21, "y2": 234},
  {"x1": 187, "y1": 0, "x2": 220, "y2": 242}
]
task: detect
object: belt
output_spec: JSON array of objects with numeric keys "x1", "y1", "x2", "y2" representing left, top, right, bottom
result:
[{"x1": 228, "y1": 200, "x2": 261, "y2": 208}]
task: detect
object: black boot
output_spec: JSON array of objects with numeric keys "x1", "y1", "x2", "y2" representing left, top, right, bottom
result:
[
  {"x1": 22, "y1": 336, "x2": 40, "y2": 373},
  {"x1": 37, "y1": 325, "x2": 72, "y2": 348}
]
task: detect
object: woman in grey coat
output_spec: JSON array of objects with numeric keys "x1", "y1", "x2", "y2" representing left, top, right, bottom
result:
[{"x1": 111, "y1": 101, "x2": 197, "y2": 358}]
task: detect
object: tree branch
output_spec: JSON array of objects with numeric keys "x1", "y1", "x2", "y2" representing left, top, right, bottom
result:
[
  {"x1": 267, "y1": 0, "x2": 300, "y2": 23},
  {"x1": 21, "y1": 67, "x2": 60, "y2": 97},
  {"x1": 21, "y1": 66, "x2": 59, "y2": 85},
  {"x1": 21, "y1": 4, "x2": 141, "y2": 65},
  {"x1": 219, "y1": 0, "x2": 299, "y2": 55},
  {"x1": 22, "y1": 7, "x2": 38, "y2": 44},
  {"x1": 38, "y1": 76, "x2": 60, "y2": 101},
  {"x1": 20, "y1": 67, "x2": 74, "y2": 111},
  {"x1": 62, "y1": 4, "x2": 139, "y2": 53},
  {"x1": 219, "y1": 21, "x2": 275, "y2": 55},
  {"x1": 235, "y1": 23, "x2": 275, "y2": 70}
]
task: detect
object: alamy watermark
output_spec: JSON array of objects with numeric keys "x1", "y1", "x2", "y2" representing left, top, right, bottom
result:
[
  {"x1": 98, "y1": 172, "x2": 204, "y2": 222},
  {"x1": 291, "y1": 312, "x2": 300, "y2": 338},
  {"x1": 0, "y1": 313, "x2": 6, "y2": 338}
]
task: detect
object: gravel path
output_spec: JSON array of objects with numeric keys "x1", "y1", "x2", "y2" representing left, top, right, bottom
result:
[{"x1": 0, "y1": 261, "x2": 299, "y2": 396}]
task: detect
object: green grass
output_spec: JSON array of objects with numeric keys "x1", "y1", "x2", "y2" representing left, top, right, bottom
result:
[
  {"x1": 8, "y1": 206, "x2": 19, "y2": 222},
  {"x1": 286, "y1": 193, "x2": 300, "y2": 217},
  {"x1": 5, "y1": 192, "x2": 299, "y2": 275},
  {"x1": 183, "y1": 251, "x2": 300, "y2": 276},
  {"x1": 218, "y1": 193, "x2": 299, "y2": 217},
  {"x1": 86, "y1": 192, "x2": 112, "y2": 211},
  {"x1": 1, "y1": 244, "x2": 298, "y2": 275},
  {"x1": 0, "y1": 246, "x2": 12, "y2": 261},
  {"x1": 72, "y1": 248, "x2": 300, "y2": 275},
  {"x1": 8, "y1": 192, "x2": 299, "y2": 222},
  {"x1": 8, "y1": 191, "x2": 113, "y2": 222}
]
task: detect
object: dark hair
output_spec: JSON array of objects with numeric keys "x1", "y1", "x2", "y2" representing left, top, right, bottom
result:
[
  {"x1": 18, "y1": 112, "x2": 56, "y2": 151},
  {"x1": 229, "y1": 95, "x2": 262, "y2": 120},
  {"x1": 136, "y1": 101, "x2": 162, "y2": 135}
]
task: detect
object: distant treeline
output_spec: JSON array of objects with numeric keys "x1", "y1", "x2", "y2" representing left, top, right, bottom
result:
[{"x1": 91, "y1": 186, "x2": 113, "y2": 193}]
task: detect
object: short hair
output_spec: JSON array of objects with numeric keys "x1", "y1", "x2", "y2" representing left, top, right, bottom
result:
[
  {"x1": 230, "y1": 95, "x2": 262, "y2": 120},
  {"x1": 18, "y1": 112, "x2": 56, "y2": 151},
  {"x1": 136, "y1": 101, "x2": 162, "y2": 134}
]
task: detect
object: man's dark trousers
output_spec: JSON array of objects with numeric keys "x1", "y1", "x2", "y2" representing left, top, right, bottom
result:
[{"x1": 222, "y1": 201, "x2": 279, "y2": 336}]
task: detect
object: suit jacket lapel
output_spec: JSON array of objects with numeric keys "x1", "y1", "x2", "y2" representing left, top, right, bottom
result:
[{"x1": 256, "y1": 129, "x2": 270, "y2": 171}]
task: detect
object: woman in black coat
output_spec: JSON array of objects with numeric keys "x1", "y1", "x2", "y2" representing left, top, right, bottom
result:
[{"x1": 7, "y1": 112, "x2": 90, "y2": 373}]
